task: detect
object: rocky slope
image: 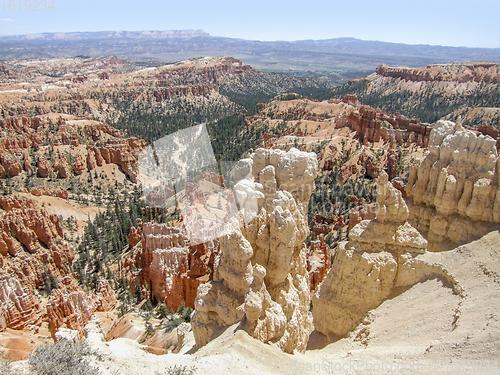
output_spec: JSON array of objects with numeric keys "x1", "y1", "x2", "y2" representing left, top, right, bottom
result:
[
  {"x1": 313, "y1": 120, "x2": 500, "y2": 342},
  {"x1": 330, "y1": 62, "x2": 500, "y2": 126},
  {"x1": 121, "y1": 221, "x2": 217, "y2": 311},
  {"x1": 0, "y1": 195, "x2": 116, "y2": 358},
  {"x1": 191, "y1": 148, "x2": 317, "y2": 353},
  {"x1": 244, "y1": 95, "x2": 425, "y2": 187},
  {"x1": 0, "y1": 56, "x2": 329, "y2": 145},
  {"x1": 0, "y1": 115, "x2": 146, "y2": 182},
  {"x1": 406, "y1": 120, "x2": 500, "y2": 247},
  {"x1": 312, "y1": 171, "x2": 455, "y2": 337}
]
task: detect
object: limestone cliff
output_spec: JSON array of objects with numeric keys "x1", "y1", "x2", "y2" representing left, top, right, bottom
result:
[
  {"x1": 191, "y1": 148, "x2": 317, "y2": 353},
  {"x1": 406, "y1": 120, "x2": 500, "y2": 245}
]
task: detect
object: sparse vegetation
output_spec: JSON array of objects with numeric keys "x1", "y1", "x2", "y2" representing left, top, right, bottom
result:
[
  {"x1": 28, "y1": 340, "x2": 99, "y2": 375},
  {"x1": 155, "y1": 365, "x2": 197, "y2": 375},
  {"x1": 162, "y1": 303, "x2": 194, "y2": 333},
  {"x1": 0, "y1": 359, "x2": 12, "y2": 375}
]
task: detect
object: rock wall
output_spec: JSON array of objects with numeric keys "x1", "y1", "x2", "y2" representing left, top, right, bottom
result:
[
  {"x1": 0, "y1": 196, "x2": 116, "y2": 338},
  {"x1": 406, "y1": 120, "x2": 500, "y2": 245},
  {"x1": 126, "y1": 223, "x2": 216, "y2": 310},
  {"x1": 191, "y1": 148, "x2": 317, "y2": 353},
  {"x1": 312, "y1": 172, "x2": 449, "y2": 338},
  {"x1": 46, "y1": 277, "x2": 116, "y2": 340},
  {"x1": 0, "y1": 116, "x2": 146, "y2": 182},
  {"x1": 376, "y1": 62, "x2": 500, "y2": 83},
  {"x1": 336, "y1": 99, "x2": 430, "y2": 146},
  {"x1": 478, "y1": 125, "x2": 500, "y2": 150},
  {"x1": 307, "y1": 235, "x2": 331, "y2": 291}
]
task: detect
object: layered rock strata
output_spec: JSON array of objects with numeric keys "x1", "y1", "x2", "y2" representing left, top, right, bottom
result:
[
  {"x1": 191, "y1": 148, "x2": 317, "y2": 353},
  {"x1": 126, "y1": 222, "x2": 216, "y2": 310},
  {"x1": 0, "y1": 116, "x2": 145, "y2": 182},
  {"x1": 0, "y1": 196, "x2": 116, "y2": 338},
  {"x1": 312, "y1": 172, "x2": 452, "y2": 338},
  {"x1": 406, "y1": 120, "x2": 500, "y2": 245}
]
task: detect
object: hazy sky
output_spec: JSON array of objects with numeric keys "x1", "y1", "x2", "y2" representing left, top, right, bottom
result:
[{"x1": 0, "y1": 0, "x2": 498, "y2": 48}]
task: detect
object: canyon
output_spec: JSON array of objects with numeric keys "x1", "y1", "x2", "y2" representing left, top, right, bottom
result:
[
  {"x1": 0, "y1": 195, "x2": 116, "y2": 359},
  {"x1": 6, "y1": 125, "x2": 495, "y2": 375},
  {"x1": 0, "y1": 57, "x2": 499, "y2": 375}
]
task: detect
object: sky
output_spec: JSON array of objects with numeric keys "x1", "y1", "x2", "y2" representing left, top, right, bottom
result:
[{"x1": 0, "y1": 0, "x2": 499, "y2": 48}]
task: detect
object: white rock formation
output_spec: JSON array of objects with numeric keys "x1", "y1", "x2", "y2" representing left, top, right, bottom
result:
[
  {"x1": 406, "y1": 120, "x2": 500, "y2": 244},
  {"x1": 191, "y1": 148, "x2": 317, "y2": 353},
  {"x1": 55, "y1": 327, "x2": 79, "y2": 343},
  {"x1": 313, "y1": 171, "x2": 433, "y2": 338}
]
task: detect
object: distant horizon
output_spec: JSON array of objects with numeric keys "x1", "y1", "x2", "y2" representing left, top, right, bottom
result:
[
  {"x1": 1, "y1": 29, "x2": 499, "y2": 51},
  {"x1": 0, "y1": 0, "x2": 498, "y2": 49}
]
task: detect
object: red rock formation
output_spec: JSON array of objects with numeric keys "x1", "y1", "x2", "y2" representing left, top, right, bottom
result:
[
  {"x1": 52, "y1": 152, "x2": 70, "y2": 179},
  {"x1": 341, "y1": 95, "x2": 358, "y2": 105},
  {"x1": 320, "y1": 144, "x2": 338, "y2": 171},
  {"x1": 53, "y1": 189, "x2": 69, "y2": 200},
  {"x1": 386, "y1": 151, "x2": 398, "y2": 179},
  {"x1": 124, "y1": 222, "x2": 216, "y2": 310},
  {"x1": 392, "y1": 178, "x2": 407, "y2": 198},
  {"x1": 199, "y1": 172, "x2": 224, "y2": 185},
  {"x1": 307, "y1": 235, "x2": 331, "y2": 291},
  {"x1": 185, "y1": 183, "x2": 207, "y2": 208},
  {"x1": 30, "y1": 187, "x2": 52, "y2": 197},
  {"x1": 46, "y1": 277, "x2": 116, "y2": 339},
  {"x1": 97, "y1": 138, "x2": 146, "y2": 182},
  {"x1": 335, "y1": 102, "x2": 426, "y2": 147},
  {"x1": 478, "y1": 125, "x2": 500, "y2": 149},
  {"x1": 365, "y1": 155, "x2": 380, "y2": 179},
  {"x1": 22, "y1": 151, "x2": 31, "y2": 172},
  {"x1": 0, "y1": 272, "x2": 43, "y2": 331},
  {"x1": 46, "y1": 277, "x2": 93, "y2": 339},
  {"x1": 0, "y1": 116, "x2": 146, "y2": 182},
  {"x1": 0, "y1": 196, "x2": 116, "y2": 339},
  {"x1": 339, "y1": 164, "x2": 358, "y2": 184},
  {"x1": 0, "y1": 153, "x2": 22, "y2": 177},
  {"x1": 310, "y1": 214, "x2": 332, "y2": 236},
  {"x1": 348, "y1": 107, "x2": 382, "y2": 143},
  {"x1": 128, "y1": 220, "x2": 142, "y2": 248},
  {"x1": 0, "y1": 196, "x2": 32, "y2": 211},
  {"x1": 72, "y1": 154, "x2": 87, "y2": 175},
  {"x1": 36, "y1": 155, "x2": 51, "y2": 178}
]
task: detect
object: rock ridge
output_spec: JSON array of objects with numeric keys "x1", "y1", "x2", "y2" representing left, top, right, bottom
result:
[{"x1": 191, "y1": 148, "x2": 318, "y2": 353}]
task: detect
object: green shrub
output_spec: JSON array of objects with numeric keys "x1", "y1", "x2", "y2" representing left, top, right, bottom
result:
[{"x1": 28, "y1": 340, "x2": 99, "y2": 375}]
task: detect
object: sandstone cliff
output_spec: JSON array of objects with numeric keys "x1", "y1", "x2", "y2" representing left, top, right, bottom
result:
[
  {"x1": 312, "y1": 172, "x2": 458, "y2": 338},
  {"x1": 376, "y1": 62, "x2": 500, "y2": 83},
  {"x1": 406, "y1": 120, "x2": 500, "y2": 245},
  {"x1": 0, "y1": 116, "x2": 146, "y2": 182},
  {"x1": 191, "y1": 148, "x2": 317, "y2": 353},
  {"x1": 123, "y1": 222, "x2": 216, "y2": 311},
  {"x1": 0, "y1": 196, "x2": 116, "y2": 340}
]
